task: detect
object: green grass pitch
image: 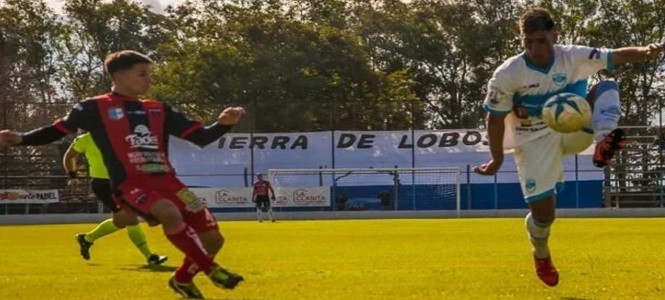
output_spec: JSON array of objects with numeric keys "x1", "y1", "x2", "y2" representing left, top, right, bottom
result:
[{"x1": 0, "y1": 218, "x2": 663, "y2": 299}]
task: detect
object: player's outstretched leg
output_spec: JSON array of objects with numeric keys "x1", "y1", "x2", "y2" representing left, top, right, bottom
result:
[
  {"x1": 208, "y1": 266, "x2": 244, "y2": 289},
  {"x1": 590, "y1": 80, "x2": 625, "y2": 168},
  {"x1": 168, "y1": 276, "x2": 204, "y2": 299}
]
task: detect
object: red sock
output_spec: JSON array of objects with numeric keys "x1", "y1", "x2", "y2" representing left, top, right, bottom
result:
[
  {"x1": 174, "y1": 257, "x2": 201, "y2": 283},
  {"x1": 165, "y1": 225, "x2": 216, "y2": 274}
]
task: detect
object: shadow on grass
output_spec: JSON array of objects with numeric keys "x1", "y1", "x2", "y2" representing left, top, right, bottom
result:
[{"x1": 120, "y1": 264, "x2": 178, "y2": 273}]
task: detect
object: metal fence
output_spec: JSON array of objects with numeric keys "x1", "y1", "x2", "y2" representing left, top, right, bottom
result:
[{"x1": 1, "y1": 101, "x2": 665, "y2": 214}]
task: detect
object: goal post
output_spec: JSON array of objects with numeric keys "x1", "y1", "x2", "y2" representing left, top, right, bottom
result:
[{"x1": 268, "y1": 167, "x2": 461, "y2": 214}]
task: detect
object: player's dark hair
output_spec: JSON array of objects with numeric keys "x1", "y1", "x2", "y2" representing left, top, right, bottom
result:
[
  {"x1": 519, "y1": 7, "x2": 555, "y2": 34},
  {"x1": 104, "y1": 50, "x2": 153, "y2": 76}
]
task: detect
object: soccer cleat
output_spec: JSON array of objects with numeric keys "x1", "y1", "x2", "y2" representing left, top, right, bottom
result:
[
  {"x1": 208, "y1": 266, "x2": 244, "y2": 289},
  {"x1": 76, "y1": 233, "x2": 93, "y2": 260},
  {"x1": 168, "y1": 277, "x2": 204, "y2": 299},
  {"x1": 534, "y1": 255, "x2": 559, "y2": 287},
  {"x1": 593, "y1": 128, "x2": 627, "y2": 168},
  {"x1": 147, "y1": 254, "x2": 168, "y2": 265}
]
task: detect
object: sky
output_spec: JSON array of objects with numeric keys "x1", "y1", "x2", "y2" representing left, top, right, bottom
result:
[{"x1": 45, "y1": 0, "x2": 187, "y2": 14}]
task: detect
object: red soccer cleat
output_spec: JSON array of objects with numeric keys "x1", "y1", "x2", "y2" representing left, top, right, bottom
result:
[
  {"x1": 593, "y1": 128, "x2": 627, "y2": 168},
  {"x1": 534, "y1": 255, "x2": 559, "y2": 287}
]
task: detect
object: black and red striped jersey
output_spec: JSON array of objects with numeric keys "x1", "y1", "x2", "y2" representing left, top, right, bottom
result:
[
  {"x1": 49, "y1": 92, "x2": 229, "y2": 188},
  {"x1": 252, "y1": 180, "x2": 273, "y2": 196}
]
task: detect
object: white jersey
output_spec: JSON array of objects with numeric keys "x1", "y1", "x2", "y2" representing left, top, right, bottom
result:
[{"x1": 483, "y1": 44, "x2": 615, "y2": 148}]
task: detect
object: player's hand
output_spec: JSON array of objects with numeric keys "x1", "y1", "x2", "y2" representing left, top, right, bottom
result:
[
  {"x1": 473, "y1": 159, "x2": 503, "y2": 176},
  {"x1": 67, "y1": 179, "x2": 79, "y2": 188},
  {"x1": 218, "y1": 107, "x2": 246, "y2": 125},
  {"x1": 271, "y1": 196, "x2": 276, "y2": 201},
  {"x1": 646, "y1": 42, "x2": 664, "y2": 57},
  {"x1": 0, "y1": 130, "x2": 21, "y2": 150}
]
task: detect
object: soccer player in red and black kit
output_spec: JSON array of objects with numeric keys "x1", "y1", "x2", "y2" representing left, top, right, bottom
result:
[
  {"x1": 0, "y1": 50, "x2": 244, "y2": 299},
  {"x1": 252, "y1": 174, "x2": 276, "y2": 222}
]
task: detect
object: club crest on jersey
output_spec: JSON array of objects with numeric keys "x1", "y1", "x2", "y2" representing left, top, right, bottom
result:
[
  {"x1": 552, "y1": 73, "x2": 566, "y2": 85},
  {"x1": 125, "y1": 125, "x2": 159, "y2": 150},
  {"x1": 525, "y1": 178, "x2": 537, "y2": 193},
  {"x1": 107, "y1": 107, "x2": 124, "y2": 120}
]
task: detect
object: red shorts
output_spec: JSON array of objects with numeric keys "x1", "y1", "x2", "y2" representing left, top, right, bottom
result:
[{"x1": 115, "y1": 174, "x2": 218, "y2": 233}]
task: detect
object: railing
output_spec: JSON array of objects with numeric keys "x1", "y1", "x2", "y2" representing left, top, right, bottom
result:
[{"x1": 603, "y1": 126, "x2": 665, "y2": 208}]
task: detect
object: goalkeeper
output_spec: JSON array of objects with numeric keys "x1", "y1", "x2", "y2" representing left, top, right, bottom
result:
[{"x1": 252, "y1": 174, "x2": 276, "y2": 222}]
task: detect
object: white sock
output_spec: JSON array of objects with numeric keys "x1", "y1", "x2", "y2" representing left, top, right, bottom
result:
[
  {"x1": 268, "y1": 208, "x2": 274, "y2": 221},
  {"x1": 591, "y1": 81, "x2": 621, "y2": 141},
  {"x1": 525, "y1": 213, "x2": 552, "y2": 259},
  {"x1": 256, "y1": 208, "x2": 262, "y2": 221}
]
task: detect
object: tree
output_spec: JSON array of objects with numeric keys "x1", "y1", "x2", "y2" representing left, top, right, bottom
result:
[
  {"x1": 60, "y1": 0, "x2": 170, "y2": 100},
  {"x1": 153, "y1": 0, "x2": 418, "y2": 132}
]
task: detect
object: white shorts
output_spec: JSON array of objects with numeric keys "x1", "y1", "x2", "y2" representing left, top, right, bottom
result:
[{"x1": 514, "y1": 129, "x2": 593, "y2": 203}]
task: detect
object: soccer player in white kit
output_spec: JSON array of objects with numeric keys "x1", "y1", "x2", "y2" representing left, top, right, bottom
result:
[{"x1": 474, "y1": 7, "x2": 664, "y2": 287}]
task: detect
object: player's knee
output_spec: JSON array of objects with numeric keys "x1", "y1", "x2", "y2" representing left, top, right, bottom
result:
[
  {"x1": 587, "y1": 80, "x2": 619, "y2": 105},
  {"x1": 113, "y1": 210, "x2": 138, "y2": 228},
  {"x1": 151, "y1": 199, "x2": 183, "y2": 226}
]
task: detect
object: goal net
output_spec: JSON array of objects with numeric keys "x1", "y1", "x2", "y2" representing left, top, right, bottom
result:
[{"x1": 268, "y1": 167, "x2": 461, "y2": 213}]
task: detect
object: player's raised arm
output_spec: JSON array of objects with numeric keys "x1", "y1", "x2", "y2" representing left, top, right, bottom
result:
[
  {"x1": 0, "y1": 129, "x2": 22, "y2": 149},
  {"x1": 218, "y1": 107, "x2": 246, "y2": 126},
  {"x1": 0, "y1": 125, "x2": 68, "y2": 149},
  {"x1": 611, "y1": 41, "x2": 664, "y2": 65},
  {"x1": 166, "y1": 104, "x2": 246, "y2": 147}
]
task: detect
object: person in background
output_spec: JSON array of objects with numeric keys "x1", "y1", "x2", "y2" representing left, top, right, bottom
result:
[
  {"x1": 252, "y1": 173, "x2": 276, "y2": 222},
  {"x1": 64, "y1": 131, "x2": 167, "y2": 265}
]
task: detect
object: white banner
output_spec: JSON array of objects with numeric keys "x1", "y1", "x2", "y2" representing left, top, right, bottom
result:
[
  {"x1": 170, "y1": 130, "x2": 600, "y2": 187},
  {"x1": 190, "y1": 187, "x2": 331, "y2": 208},
  {"x1": 273, "y1": 186, "x2": 331, "y2": 207},
  {"x1": 0, "y1": 189, "x2": 59, "y2": 204},
  {"x1": 190, "y1": 188, "x2": 253, "y2": 208}
]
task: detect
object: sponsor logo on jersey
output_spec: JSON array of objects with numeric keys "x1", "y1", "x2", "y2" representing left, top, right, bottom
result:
[
  {"x1": 125, "y1": 125, "x2": 159, "y2": 149},
  {"x1": 552, "y1": 73, "x2": 567, "y2": 85},
  {"x1": 108, "y1": 107, "x2": 124, "y2": 120}
]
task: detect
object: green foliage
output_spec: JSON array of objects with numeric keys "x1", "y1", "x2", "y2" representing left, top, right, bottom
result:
[{"x1": 1, "y1": 0, "x2": 664, "y2": 131}]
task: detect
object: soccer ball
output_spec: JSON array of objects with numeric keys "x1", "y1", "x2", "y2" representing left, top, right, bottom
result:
[{"x1": 541, "y1": 93, "x2": 592, "y2": 133}]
